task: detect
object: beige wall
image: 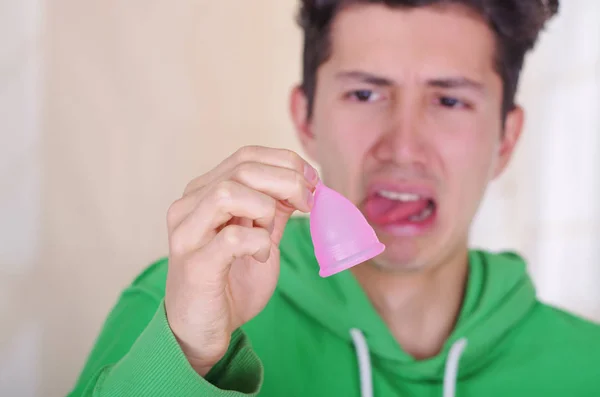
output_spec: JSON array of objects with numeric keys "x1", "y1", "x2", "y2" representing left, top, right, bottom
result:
[
  {"x1": 41, "y1": 1, "x2": 312, "y2": 395},
  {"x1": 2, "y1": 1, "x2": 309, "y2": 395},
  {"x1": 1, "y1": 1, "x2": 599, "y2": 396}
]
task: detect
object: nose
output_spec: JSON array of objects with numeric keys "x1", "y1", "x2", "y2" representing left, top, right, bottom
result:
[{"x1": 372, "y1": 103, "x2": 428, "y2": 166}]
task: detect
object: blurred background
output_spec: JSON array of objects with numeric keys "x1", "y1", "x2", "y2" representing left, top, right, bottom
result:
[{"x1": 1, "y1": 1, "x2": 599, "y2": 396}]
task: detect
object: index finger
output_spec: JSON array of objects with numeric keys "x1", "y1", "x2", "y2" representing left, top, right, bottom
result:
[{"x1": 184, "y1": 145, "x2": 318, "y2": 195}]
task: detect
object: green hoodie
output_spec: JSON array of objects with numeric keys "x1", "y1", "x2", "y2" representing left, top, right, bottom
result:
[{"x1": 69, "y1": 217, "x2": 600, "y2": 396}]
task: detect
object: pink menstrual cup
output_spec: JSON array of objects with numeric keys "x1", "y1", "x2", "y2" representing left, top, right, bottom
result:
[{"x1": 310, "y1": 181, "x2": 385, "y2": 277}]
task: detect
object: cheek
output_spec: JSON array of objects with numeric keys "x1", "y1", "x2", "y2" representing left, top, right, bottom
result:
[
  {"x1": 432, "y1": 110, "x2": 497, "y2": 172},
  {"x1": 438, "y1": 120, "x2": 499, "y2": 208},
  {"x1": 453, "y1": 134, "x2": 494, "y2": 174},
  {"x1": 312, "y1": 108, "x2": 381, "y2": 195}
]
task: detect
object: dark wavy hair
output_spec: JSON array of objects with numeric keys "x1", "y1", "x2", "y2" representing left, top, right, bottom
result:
[{"x1": 297, "y1": 0, "x2": 559, "y2": 119}]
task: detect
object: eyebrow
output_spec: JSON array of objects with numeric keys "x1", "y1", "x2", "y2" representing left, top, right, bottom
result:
[
  {"x1": 335, "y1": 71, "x2": 485, "y2": 93},
  {"x1": 427, "y1": 77, "x2": 485, "y2": 93},
  {"x1": 335, "y1": 71, "x2": 394, "y2": 86}
]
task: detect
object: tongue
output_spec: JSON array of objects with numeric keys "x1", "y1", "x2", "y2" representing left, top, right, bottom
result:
[{"x1": 364, "y1": 195, "x2": 430, "y2": 224}]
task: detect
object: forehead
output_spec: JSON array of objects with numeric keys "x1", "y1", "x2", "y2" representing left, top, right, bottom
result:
[{"x1": 326, "y1": 4, "x2": 497, "y2": 80}]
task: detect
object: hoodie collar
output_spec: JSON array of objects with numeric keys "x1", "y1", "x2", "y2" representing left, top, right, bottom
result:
[{"x1": 278, "y1": 217, "x2": 537, "y2": 381}]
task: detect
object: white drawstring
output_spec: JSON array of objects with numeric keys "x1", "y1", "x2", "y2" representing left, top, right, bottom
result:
[
  {"x1": 443, "y1": 338, "x2": 468, "y2": 397},
  {"x1": 350, "y1": 328, "x2": 373, "y2": 397},
  {"x1": 350, "y1": 329, "x2": 468, "y2": 397}
]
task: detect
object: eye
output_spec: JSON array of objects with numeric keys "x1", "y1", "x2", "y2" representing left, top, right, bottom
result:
[
  {"x1": 437, "y1": 96, "x2": 469, "y2": 109},
  {"x1": 347, "y1": 90, "x2": 381, "y2": 102}
]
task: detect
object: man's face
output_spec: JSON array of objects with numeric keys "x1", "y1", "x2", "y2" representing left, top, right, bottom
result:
[{"x1": 292, "y1": 4, "x2": 523, "y2": 272}]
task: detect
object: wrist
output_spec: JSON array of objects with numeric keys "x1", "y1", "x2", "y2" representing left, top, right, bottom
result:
[
  {"x1": 188, "y1": 359, "x2": 216, "y2": 378},
  {"x1": 175, "y1": 336, "x2": 227, "y2": 377}
]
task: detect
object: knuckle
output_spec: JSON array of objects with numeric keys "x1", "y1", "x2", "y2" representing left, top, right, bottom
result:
[
  {"x1": 183, "y1": 175, "x2": 205, "y2": 196},
  {"x1": 183, "y1": 180, "x2": 196, "y2": 196},
  {"x1": 232, "y1": 161, "x2": 255, "y2": 182},
  {"x1": 222, "y1": 226, "x2": 243, "y2": 248},
  {"x1": 234, "y1": 145, "x2": 259, "y2": 163},
  {"x1": 166, "y1": 198, "x2": 185, "y2": 228},
  {"x1": 212, "y1": 181, "x2": 234, "y2": 207},
  {"x1": 282, "y1": 149, "x2": 303, "y2": 171}
]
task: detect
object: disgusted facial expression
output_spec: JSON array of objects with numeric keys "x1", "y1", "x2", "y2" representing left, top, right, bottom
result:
[{"x1": 292, "y1": 4, "x2": 523, "y2": 272}]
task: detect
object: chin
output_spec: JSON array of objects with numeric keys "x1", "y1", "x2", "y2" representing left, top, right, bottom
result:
[
  {"x1": 369, "y1": 245, "x2": 430, "y2": 273},
  {"x1": 368, "y1": 222, "x2": 454, "y2": 272}
]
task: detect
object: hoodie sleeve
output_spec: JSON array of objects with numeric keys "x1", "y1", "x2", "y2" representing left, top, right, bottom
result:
[{"x1": 67, "y1": 285, "x2": 263, "y2": 396}]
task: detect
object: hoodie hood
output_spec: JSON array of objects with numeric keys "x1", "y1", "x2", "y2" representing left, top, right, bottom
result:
[{"x1": 277, "y1": 216, "x2": 537, "y2": 383}]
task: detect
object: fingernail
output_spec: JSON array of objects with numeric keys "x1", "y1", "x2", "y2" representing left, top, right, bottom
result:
[
  {"x1": 304, "y1": 164, "x2": 318, "y2": 184},
  {"x1": 306, "y1": 188, "x2": 314, "y2": 209}
]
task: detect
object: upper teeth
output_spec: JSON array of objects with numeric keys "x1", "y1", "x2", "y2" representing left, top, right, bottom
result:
[{"x1": 379, "y1": 190, "x2": 421, "y2": 202}]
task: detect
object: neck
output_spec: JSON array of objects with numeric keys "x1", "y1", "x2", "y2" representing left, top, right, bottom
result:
[{"x1": 351, "y1": 248, "x2": 469, "y2": 360}]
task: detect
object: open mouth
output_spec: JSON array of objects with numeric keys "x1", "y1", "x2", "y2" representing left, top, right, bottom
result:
[
  {"x1": 363, "y1": 188, "x2": 438, "y2": 228},
  {"x1": 377, "y1": 190, "x2": 436, "y2": 222}
]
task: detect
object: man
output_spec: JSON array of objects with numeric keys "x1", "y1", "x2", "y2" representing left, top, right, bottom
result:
[{"x1": 69, "y1": 0, "x2": 600, "y2": 396}]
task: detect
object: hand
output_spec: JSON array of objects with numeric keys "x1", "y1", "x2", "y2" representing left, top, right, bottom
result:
[{"x1": 164, "y1": 145, "x2": 319, "y2": 376}]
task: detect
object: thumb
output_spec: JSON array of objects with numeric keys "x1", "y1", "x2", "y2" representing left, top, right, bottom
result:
[{"x1": 271, "y1": 179, "x2": 318, "y2": 245}]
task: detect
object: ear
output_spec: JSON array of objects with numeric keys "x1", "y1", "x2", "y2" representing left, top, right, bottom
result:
[
  {"x1": 492, "y1": 106, "x2": 524, "y2": 179},
  {"x1": 289, "y1": 85, "x2": 318, "y2": 161}
]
